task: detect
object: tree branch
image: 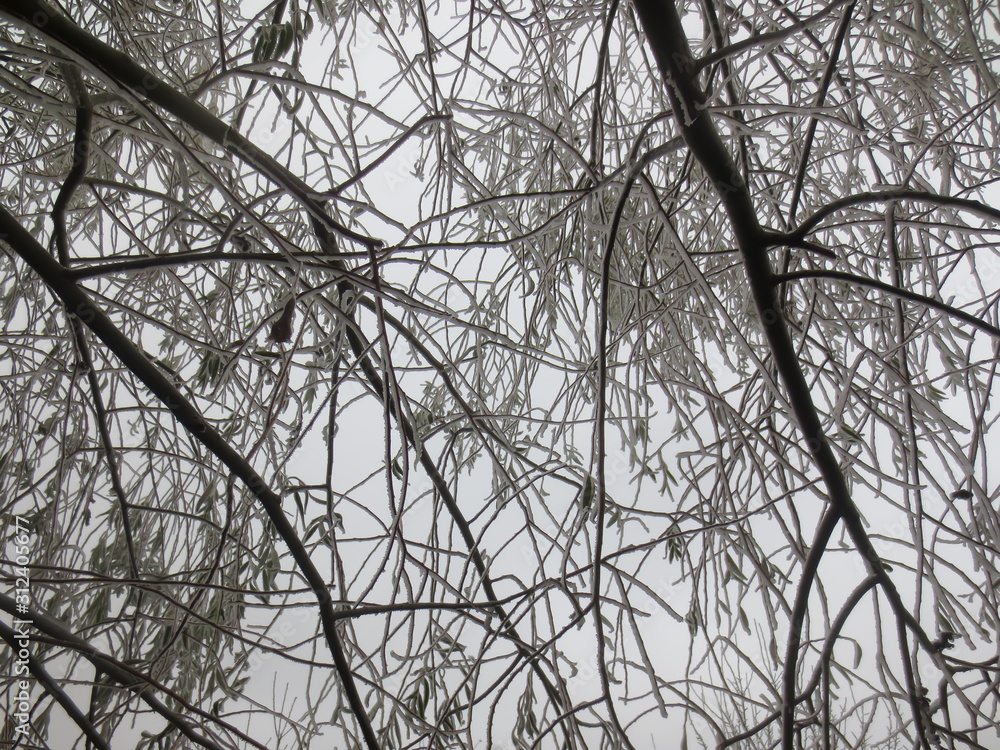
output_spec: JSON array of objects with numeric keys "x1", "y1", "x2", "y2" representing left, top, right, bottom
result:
[
  {"x1": 0, "y1": 592, "x2": 250, "y2": 750},
  {"x1": 774, "y1": 269, "x2": 1000, "y2": 340},
  {"x1": 0, "y1": 0, "x2": 380, "y2": 250},
  {"x1": 0, "y1": 617, "x2": 112, "y2": 750},
  {"x1": 0, "y1": 206, "x2": 383, "y2": 750},
  {"x1": 696, "y1": 0, "x2": 851, "y2": 72},
  {"x1": 631, "y1": 4, "x2": 936, "y2": 747},
  {"x1": 788, "y1": 189, "x2": 1000, "y2": 239}
]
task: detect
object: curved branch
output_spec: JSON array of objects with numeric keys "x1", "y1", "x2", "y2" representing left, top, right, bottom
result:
[
  {"x1": 721, "y1": 575, "x2": 878, "y2": 747},
  {"x1": 0, "y1": 0, "x2": 380, "y2": 250},
  {"x1": 0, "y1": 592, "x2": 246, "y2": 750},
  {"x1": 774, "y1": 269, "x2": 1000, "y2": 340},
  {"x1": 779, "y1": 506, "x2": 841, "y2": 743},
  {"x1": 590, "y1": 137, "x2": 663, "y2": 750},
  {"x1": 52, "y1": 62, "x2": 140, "y2": 581},
  {"x1": 0, "y1": 618, "x2": 111, "y2": 750},
  {"x1": 330, "y1": 113, "x2": 453, "y2": 195},
  {"x1": 696, "y1": 0, "x2": 850, "y2": 72},
  {"x1": 0, "y1": 206, "x2": 383, "y2": 750},
  {"x1": 787, "y1": 189, "x2": 1000, "y2": 239}
]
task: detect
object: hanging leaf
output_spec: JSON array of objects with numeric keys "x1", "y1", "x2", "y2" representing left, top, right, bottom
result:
[
  {"x1": 581, "y1": 474, "x2": 595, "y2": 509},
  {"x1": 269, "y1": 298, "x2": 295, "y2": 342}
]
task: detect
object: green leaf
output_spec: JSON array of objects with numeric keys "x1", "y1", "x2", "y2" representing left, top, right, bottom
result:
[
  {"x1": 299, "y1": 12, "x2": 314, "y2": 36},
  {"x1": 274, "y1": 23, "x2": 295, "y2": 59},
  {"x1": 193, "y1": 351, "x2": 223, "y2": 389},
  {"x1": 685, "y1": 607, "x2": 700, "y2": 636},
  {"x1": 581, "y1": 475, "x2": 595, "y2": 508},
  {"x1": 658, "y1": 455, "x2": 676, "y2": 494},
  {"x1": 724, "y1": 552, "x2": 747, "y2": 584},
  {"x1": 252, "y1": 25, "x2": 276, "y2": 63}
]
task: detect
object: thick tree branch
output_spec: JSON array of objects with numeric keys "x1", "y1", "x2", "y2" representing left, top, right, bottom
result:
[
  {"x1": 0, "y1": 0, "x2": 380, "y2": 250},
  {"x1": 631, "y1": 2, "x2": 936, "y2": 746},
  {"x1": 0, "y1": 618, "x2": 111, "y2": 750},
  {"x1": 0, "y1": 592, "x2": 250, "y2": 750},
  {"x1": 774, "y1": 269, "x2": 1000, "y2": 340},
  {"x1": 0, "y1": 207, "x2": 383, "y2": 750}
]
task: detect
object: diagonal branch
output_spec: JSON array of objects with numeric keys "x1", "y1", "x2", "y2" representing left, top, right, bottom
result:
[
  {"x1": 0, "y1": 206, "x2": 383, "y2": 750},
  {"x1": 0, "y1": 592, "x2": 246, "y2": 750},
  {"x1": 631, "y1": 3, "x2": 936, "y2": 747},
  {"x1": 774, "y1": 269, "x2": 1000, "y2": 340},
  {"x1": 784, "y1": 0, "x2": 856, "y2": 226},
  {"x1": 696, "y1": 0, "x2": 851, "y2": 72},
  {"x1": 342, "y1": 324, "x2": 570, "y2": 715},
  {"x1": 0, "y1": 617, "x2": 111, "y2": 750},
  {"x1": 0, "y1": 0, "x2": 379, "y2": 250}
]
